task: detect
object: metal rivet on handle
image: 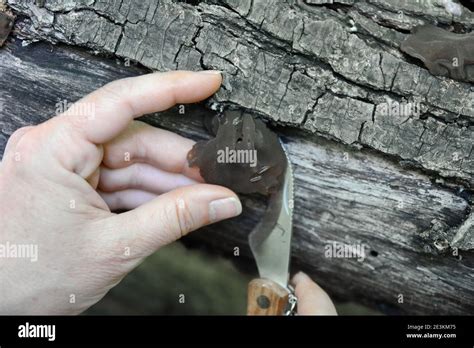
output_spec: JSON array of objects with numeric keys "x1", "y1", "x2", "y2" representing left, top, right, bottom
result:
[{"x1": 256, "y1": 295, "x2": 271, "y2": 309}]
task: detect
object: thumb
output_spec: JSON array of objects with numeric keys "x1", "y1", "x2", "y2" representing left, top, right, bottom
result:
[
  {"x1": 106, "y1": 184, "x2": 242, "y2": 256},
  {"x1": 292, "y1": 272, "x2": 338, "y2": 315}
]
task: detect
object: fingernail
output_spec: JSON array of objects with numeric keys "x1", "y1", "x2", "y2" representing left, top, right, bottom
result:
[
  {"x1": 209, "y1": 197, "x2": 242, "y2": 223},
  {"x1": 198, "y1": 70, "x2": 223, "y2": 75}
]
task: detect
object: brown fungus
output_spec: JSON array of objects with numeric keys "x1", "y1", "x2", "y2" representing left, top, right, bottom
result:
[
  {"x1": 400, "y1": 24, "x2": 474, "y2": 83},
  {"x1": 187, "y1": 110, "x2": 287, "y2": 195},
  {"x1": 0, "y1": 12, "x2": 14, "y2": 47}
]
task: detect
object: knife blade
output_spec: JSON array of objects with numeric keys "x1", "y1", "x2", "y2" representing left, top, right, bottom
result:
[{"x1": 247, "y1": 140, "x2": 295, "y2": 315}]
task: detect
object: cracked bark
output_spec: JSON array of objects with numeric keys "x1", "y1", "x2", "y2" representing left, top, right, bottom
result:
[{"x1": 1, "y1": 0, "x2": 474, "y2": 314}]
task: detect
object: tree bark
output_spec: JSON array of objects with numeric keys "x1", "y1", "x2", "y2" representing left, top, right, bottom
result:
[{"x1": 1, "y1": 0, "x2": 473, "y2": 314}]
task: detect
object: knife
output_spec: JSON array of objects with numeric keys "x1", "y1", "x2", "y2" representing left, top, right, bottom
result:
[{"x1": 247, "y1": 140, "x2": 296, "y2": 315}]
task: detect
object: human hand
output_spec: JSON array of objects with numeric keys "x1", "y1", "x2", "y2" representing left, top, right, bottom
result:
[
  {"x1": 292, "y1": 272, "x2": 337, "y2": 315},
  {"x1": 0, "y1": 70, "x2": 242, "y2": 314}
]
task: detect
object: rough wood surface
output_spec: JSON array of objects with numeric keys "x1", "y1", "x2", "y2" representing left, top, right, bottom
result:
[{"x1": 1, "y1": 38, "x2": 473, "y2": 315}]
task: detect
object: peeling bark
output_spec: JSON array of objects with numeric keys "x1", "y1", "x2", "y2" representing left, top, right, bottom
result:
[{"x1": 1, "y1": 0, "x2": 474, "y2": 314}]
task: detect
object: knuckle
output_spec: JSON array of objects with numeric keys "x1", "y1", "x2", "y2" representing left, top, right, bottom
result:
[
  {"x1": 13, "y1": 129, "x2": 38, "y2": 154},
  {"x1": 63, "y1": 111, "x2": 89, "y2": 132},
  {"x1": 10, "y1": 126, "x2": 32, "y2": 138},
  {"x1": 6, "y1": 126, "x2": 34, "y2": 148},
  {"x1": 100, "y1": 78, "x2": 135, "y2": 114},
  {"x1": 3, "y1": 126, "x2": 48, "y2": 170},
  {"x1": 101, "y1": 79, "x2": 132, "y2": 102},
  {"x1": 166, "y1": 197, "x2": 196, "y2": 239}
]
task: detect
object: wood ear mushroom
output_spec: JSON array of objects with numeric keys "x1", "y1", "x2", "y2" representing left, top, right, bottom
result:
[
  {"x1": 187, "y1": 110, "x2": 287, "y2": 195},
  {"x1": 401, "y1": 25, "x2": 474, "y2": 83}
]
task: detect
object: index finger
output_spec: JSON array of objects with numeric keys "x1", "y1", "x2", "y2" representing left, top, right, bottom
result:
[{"x1": 59, "y1": 70, "x2": 222, "y2": 144}]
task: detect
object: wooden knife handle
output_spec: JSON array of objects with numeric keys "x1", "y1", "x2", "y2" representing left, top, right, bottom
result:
[{"x1": 247, "y1": 278, "x2": 289, "y2": 315}]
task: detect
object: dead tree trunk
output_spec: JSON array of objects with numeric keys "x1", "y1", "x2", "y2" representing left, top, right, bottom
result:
[{"x1": 1, "y1": 0, "x2": 473, "y2": 314}]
